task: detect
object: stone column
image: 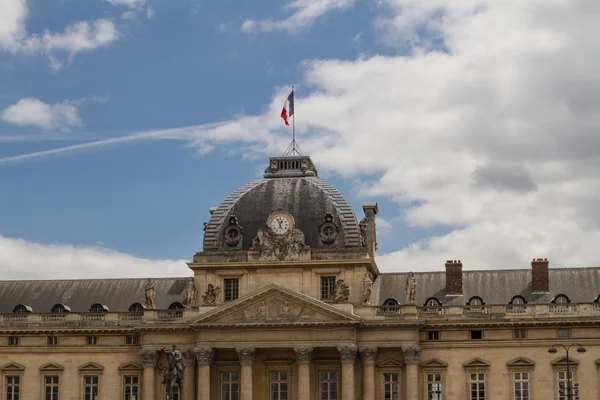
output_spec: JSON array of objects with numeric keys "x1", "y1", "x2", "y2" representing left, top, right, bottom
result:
[
  {"x1": 294, "y1": 347, "x2": 313, "y2": 400},
  {"x1": 337, "y1": 344, "x2": 357, "y2": 400},
  {"x1": 182, "y1": 349, "x2": 196, "y2": 400},
  {"x1": 236, "y1": 347, "x2": 255, "y2": 400},
  {"x1": 194, "y1": 347, "x2": 215, "y2": 400},
  {"x1": 402, "y1": 346, "x2": 420, "y2": 400},
  {"x1": 139, "y1": 349, "x2": 158, "y2": 400},
  {"x1": 359, "y1": 347, "x2": 377, "y2": 400}
]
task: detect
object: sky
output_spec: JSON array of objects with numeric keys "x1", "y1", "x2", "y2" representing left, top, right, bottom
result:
[{"x1": 1, "y1": 0, "x2": 600, "y2": 280}]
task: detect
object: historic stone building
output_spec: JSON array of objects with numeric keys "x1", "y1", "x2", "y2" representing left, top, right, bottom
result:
[{"x1": 1, "y1": 154, "x2": 600, "y2": 400}]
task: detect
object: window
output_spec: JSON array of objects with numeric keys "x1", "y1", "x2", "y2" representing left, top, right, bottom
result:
[
  {"x1": 319, "y1": 371, "x2": 338, "y2": 400},
  {"x1": 125, "y1": 335, "x2": 139, "y2": 345},
  {"x1": 8, "y1": 336, "x2": 19, "y2": 346},
  {"x1": 427, "y1": 373, "x2": 442, "y2": 400},
  {"x1": 168, "y1": 302, "x2": 185, "y2": 310},
  {"x1": 557, "y1": 370, "x2": 573, "y2": 400},
  {"x1": 425, "y1": 298, "x2": 441, "y2": 307},
  {"x1": 221, "y1": 371, "x2": 239, "y2": 400},
  {"x1": 557, "y1": 328, "x2": 571, "y2": 338},
  {"x1": 513, "y1": 372, "x2": 529, "y2": 400},
  {"x1": 164, "y1": 386, "x2": 179, "y2": 400},
  {"x1": 320, "y1": 276, "x2": 336, "y2": 300},
  {"x1": 553, "y1": 295, "x2": 570, "y2": 304},
  {"x1": 510, "y1": 296, "x2": 526, "y2": 305},
  {"x1": 427, "y1": 331, "x2": 440, "y2": 340},
  {"x1": 51, "y1": 304, "x2": 69, "y2": 313},
  {"x1": 224, "y1": 279, "x2": 240, "y2": 302},
  {"x1": 468, "y1": 297, "x2": 484, "y2": 306},
  {"x1": 89, "y1": 303, "x2": 108, "y2": 313},
  {"x1": 13, "y1": 304, "x2": 31, "y2": 313},
  {"x1": 123, "y1": 375, "x2": 139, "y2": 400},
  {"x1": 129, "y1": 303, "x2": 144, "y2": 313},
  {"x1": 44, "y1": 375, "x2": 59, "y2": 400},
  {"x1": 270, "y1": 371, "x2": 289, "y2": 400},
  {"x1": 47, "y1": 336, "x2": 58, "y2": 346},
  {"x1": 469, "y1": 372, "x2": 485, "y2": 400},
  {"x1": 470, "y1": 330, "x2": 483, "y2": 340},
  {"x1": 87, "y1": 336, "x2": 98, "y2": 345},
  {"x1": 5, "y1": 376, "x2": 20, "y2": 400},
  {"x1": 383, "y1": 373, "x2": 399, "y2": 400},
  {"x1": 83, "y1": 375, "x2": 99, "y2": 400},
  {"x1": 514, "y1": 329, "x2": 527, "y2": 339}
]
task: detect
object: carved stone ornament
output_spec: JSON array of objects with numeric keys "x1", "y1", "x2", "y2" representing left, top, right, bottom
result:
[
  {"x1": 362, "y1": 272, "x2": 373, "y2": 305},
  {"x1": 319, "y1": 213, "x2": 339, "y2": 244},
  {"x1": 202, "y1": 284, "x2": 221, "y2": 306},
  {"x1": 404, "y1": 272, "x2": 417, "y2": 305},
  {"x1": 337, "y1": 344, "x2": 358, "y2": 364},
  {"x1": 229, "y1": 297, "x2": 310, "y2": 322},
  {"x1": 294, "y1": 347, "x2": 313, "y2": 364},
  {"x1": 138, "y1": 349, "x2": 158, "y2": 368},
  {"x1": 182, "y1": 349, "x2": 196, "y2": 366},
  {"x1": 359, "y1": 347, "x2": 378, "y2": 365},
  {"x1": 236, "y1": 348, "x2": 256, "y2": 365},
  {"x1": 144, "y1": 278, "x2": 156, "y2": 310},
  {"x1": 194, "y1": 347, "x2": 215, "y2": 365},
  {"x1": 332, "y1": 279, "x2": 350, "y2": 303},
  {"x1": 359, "y1": 217, "x2": 367, "y2": 248},
  {"x1": 223, "y1": 215, "x2": 243, "y2": 248},
  {"x1": 184, "y1": 278, "x2": 198, "y2": 308},
  {"x1": 402, "y1": 346, "x2": 421, "y2": 364},
  {"x1": 251, "y1": 210, "x2": 308, "y2": 261}
]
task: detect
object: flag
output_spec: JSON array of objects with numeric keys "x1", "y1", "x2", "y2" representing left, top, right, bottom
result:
[{"x1": 280, "y1": 90, "x2": 294, "y2": 126}]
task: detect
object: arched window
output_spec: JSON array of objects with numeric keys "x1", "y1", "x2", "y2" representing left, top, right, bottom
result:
[
  {"x1": 168, "y1": 302, "x2": 185, "y2": 310},
  {"x1": 594, "y1": 295, "x2": 600, "y2": 303},
  {"x1": 89, "y1": 303, "x2": 109, "y2": 313},
  {"x1": 468, "y1": 297, "x2": 484, "y2": 306},
  {"x1": 51, "y1": 304, "x2": 71, "y2": 313},
  {"x1": 510, "y1": 296, "x2": 526, "y2": 305},
  {"x1": 129, "y1": 303, "x2": 145, "y2": 313},
  {"x1": 12, "y1": 304, "x2": 32, "y2": 313},
  {"x1": 552, "y1": 294, "x2": 570, "y2": 304},
  {"x1": 425, "y1": 298, "x2": 441, "y2": 307},
  {"x1": 382, "y1": 298, "x2": 399, "y2": 306}
]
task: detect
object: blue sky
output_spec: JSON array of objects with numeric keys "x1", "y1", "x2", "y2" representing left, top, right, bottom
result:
[{"x1": 1, "y1": 0, "x2": 599, "y2": 279}]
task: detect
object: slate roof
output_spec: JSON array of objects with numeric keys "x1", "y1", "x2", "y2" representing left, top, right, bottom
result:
[
  {"x1": 373, "y1": 267, "x2": 600, "y2": 306},
  {"x1": 0, "y1": 277, "x2": 191, "y2": 314}
]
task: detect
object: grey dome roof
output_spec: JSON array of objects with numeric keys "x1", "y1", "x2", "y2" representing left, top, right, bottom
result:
[{"x1": 203, "y1": 156, "x2": 362, "y2": 251}]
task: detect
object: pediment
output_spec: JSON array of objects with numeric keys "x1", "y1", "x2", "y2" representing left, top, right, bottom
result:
[
  {"x1": 552, "y1": 356, "x2": 579, "y2": 366},
  {"x1": 420, "y1": 358, "x2": 448, "y2": 368},
  {"x1": 1, "y1": 362, "x2": 25, "y2": 372},
  {"x1": 507, "y1": 357, "x2": 535, "y2": 367},
  {"x1": 119, "y1": 363, "x2": 143, "y2": 371},
  {"x1": 78, "y1": 362, "x2": 104, "y2": 372},
  {"x1": 39, "y1": 362, "x2": 64, "y2": 371},
  {"x1": 190, "y1": 284, "x2": 362, "y2": 326},
  {"x1": 378, "y1": 358, "x2": 404, "y2": 368},
  {"x1": 463, "y1": 358, "x2": 491, "y2": 368}
]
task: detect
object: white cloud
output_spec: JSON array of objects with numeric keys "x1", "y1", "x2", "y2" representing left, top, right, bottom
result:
[
  {"x1": 0, "y1": 235, "x2": 189, "y2": 280},
  {"x1": 0, "y1": 0, "x2": 119, "y2": 69},
  {"x1": 1, "y1": 98, "x2": 81, "y2": 130},
  {"x1": 241, "y1": 0, "x2": 356, "y2": 33},
  {"x1": 105, "y1": 0, "x2": 145, "y2": 7}
]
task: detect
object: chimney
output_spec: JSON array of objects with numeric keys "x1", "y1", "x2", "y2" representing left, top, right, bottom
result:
[
  {"x1": 361, "y1": 203, "x2": 378, "y2": 259},
  {"x1": 445, "y1": 260, "x2": 463, "y2": 295},
  {"x1": 531, "y1": 258, "x2": 549, "y2": 293}
]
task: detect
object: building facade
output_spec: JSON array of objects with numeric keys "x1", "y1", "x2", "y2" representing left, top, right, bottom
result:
[{"x1": 1, "y1": 154, "x2": 600, "y2": 400}]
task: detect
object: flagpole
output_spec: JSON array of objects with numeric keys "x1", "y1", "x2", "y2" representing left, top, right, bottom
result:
[{"x1": 292, "y1": 86, "x2": 295, "y2": 150}]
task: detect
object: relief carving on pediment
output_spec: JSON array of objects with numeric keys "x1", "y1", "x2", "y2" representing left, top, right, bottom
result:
[{"x1": 221, "y1": 296, "x2": 325, "y2": 323}]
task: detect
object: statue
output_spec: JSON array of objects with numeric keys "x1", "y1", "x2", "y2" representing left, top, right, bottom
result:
[
  {"x1": 162, "y1": 345, "x2": 184, "y2": 399},
  {"x1": 202, "y1": 284, "x2": 221, "y2": 306},
  {"x1": 184, "y1": 278, "x2": 198, "y2": 308},
  {"x1": 332, "y1": 279, "x2": 350, "y2": 303},
  {"x1": 362, "y1": 272, "x2": 373, "y2": 305},
  {"x1": 404, "y1": 272, "x2": 417, "y2": 305},
  {"x1": 144, "y1": 278, "x2": 156, "y2": 309},
  {"x1": 359, "y1": 218, "x2": 367, "y2": 247}
]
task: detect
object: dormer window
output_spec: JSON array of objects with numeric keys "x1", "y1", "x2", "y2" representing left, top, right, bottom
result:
[
  {"x1": 168, "y1": 302, "x2": 185, "y2": 310},
  {"x1": 89, "y1": 303, "x2": 109, "y2": 313},
  {"x1": 129, "y1": 303, "x2": 145, "y2": 313},
  {"x1": 468, "y1": 297, "x2": 484, "y2": 306},
  {"x1": 425, "y1": 298, "x2": 441, "y2": 307},
  {"x1": 552, "y1": 294, "x2": 570, "y2": 304},
  {"x1": 51, "y1": 304, "x2": 70, "y2": 313},
  {"x1": 12, "y1": 304, "x2": 32, "y2": 314},
  {"x1": 509, "y1": 296, "x2": 526, "y2": 305}
]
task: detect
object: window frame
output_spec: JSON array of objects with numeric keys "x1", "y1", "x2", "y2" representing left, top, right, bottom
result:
[
  {"x1": 470, "y1": 330, "x2": 483, "y2": 340},
  {"x1": 512, "y1": 371, "x2": 531, "y2": 400},
  {"x1": 467, "y1": 296, "x2": 484, "y2": 306},
  {"x1": 317, "y1": 368, "x2": 340, "y2": 400},
  {"x1": 424, "y1": 297, "x2": 441, "y2": 307},
  {"x1": 87, "y1": 335, "x2": 98, "y2": 345},
  {"x1": 510, "y1": 296, "x2": 527, "y2": 305},
  {"x1": 8, "y1": 336, "x2": 19, "y2": 346},
  {"x1": 122, "y1": 375, "x2": 140, "y2": 400},
  {"x1": 125, "y1": 335, "x2": 139, "y2": 345},
  {"x1": 47, "y1": 335, "x2": 59, "y2": 346},
  {"x1": 557, "y1": 328, "x2": 571, "y2": 338},
  {"x1": 513, "y1": 328, "x2": 527, "y2": 339},
  {"x1": 82, "y1": 375, "x2": 100, "y2": 400},
  {"x1": 426, "y1": 331, "x2": 440, "y2": 341},
  {"x1": 218, "y1": 367, "x2": 241, "y2": 400},
  {"x1": 468, "y1": 371, "x2": 486, "y2": 400},
  {"x1": 376, "y1": 362, "x2": 403, "y2": 400},
  {"x1": 425, "y1": 371, "x2": 443, "y2": 400},
  {"x1": 382, "y1": 372, "x2": 400, "y2": 400},
  {"x1": 223, "y1": 278, "x2": 240, "y2": 302},
  {"x1": 267, "y1": 368, "x2": 291, "y2": 400},
  {"x1": 42, "y1": 374, "x2": 60, "y2": 400},
  {"x1": 556, "y1": 370, "x2": 574, "y2": 400},
  {"x1": 2, "y1": 372, "x2": 24, "y2": 400},
  {"x1": 552, "y1": 294, "x2": 570, "y2": 304},
  {"x1": 320, "y1": 276, "x2": 337, "y2": 301}
]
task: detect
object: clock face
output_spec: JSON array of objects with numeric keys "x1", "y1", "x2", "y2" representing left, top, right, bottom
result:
[{"x1": 270, "y1": 215, "x2": 291, "y2": 235}]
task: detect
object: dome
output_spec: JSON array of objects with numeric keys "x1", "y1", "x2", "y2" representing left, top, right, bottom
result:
[{"x1": 203, "y1": 155, "x2": 362, "y2": 252}]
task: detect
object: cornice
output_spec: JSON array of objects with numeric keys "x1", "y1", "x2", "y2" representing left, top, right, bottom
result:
[{"x1": 188, "y1": 258, "x2": 372, "y2": 269}]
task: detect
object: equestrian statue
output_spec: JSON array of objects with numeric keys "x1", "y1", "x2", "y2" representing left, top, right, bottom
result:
[{"x1": 162, "y1": 345, "x2": 184, "y2": 399}]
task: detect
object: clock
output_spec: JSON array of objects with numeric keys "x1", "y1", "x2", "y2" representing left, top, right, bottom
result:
[{"x1": 266, "y1": 210, "x2": 294, "y2": 235}]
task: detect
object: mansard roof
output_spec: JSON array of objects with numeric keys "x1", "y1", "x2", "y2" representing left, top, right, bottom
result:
[{"x1": 373, "y1": 267, "x2": 600, "y2": 306}]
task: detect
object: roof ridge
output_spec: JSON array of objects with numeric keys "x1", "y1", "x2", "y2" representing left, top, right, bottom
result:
[
  {"x1": 0, "y1": 276, "x2": 192, "y2": 283},
  {"x1": 380, "y1": 266, "x2": 600, "y2": 276}
]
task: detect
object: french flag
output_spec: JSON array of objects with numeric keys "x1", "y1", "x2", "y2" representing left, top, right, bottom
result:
[{"x1": 280, "y1": 90, "x2": 294, "y2": 126}]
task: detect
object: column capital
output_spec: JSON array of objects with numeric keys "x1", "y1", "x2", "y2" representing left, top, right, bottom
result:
[
  {"x1": 139, "y1": 349, "x2": 158, "y2": 368},
  {"x1": 294, "y1": 347, "x2": 313, "y2": 364},
  {"x1": 194, "y1": 347, "x2": 215, "y2": 365},
  {"x1": 236, "y1": 347, "x2": 256, "y2": 365},
  {"x1": 402, "y1": 345, "x2": 421, "y2": 364},
  {"x1": 359, "y1": 347, "x2": 378, "y2": 365},
  {"x1": 182, "y1": 349, "x2": 196, "y2": 366},
  {"x1": 337, "y1": 344, "x2": 358, "y2": 364}
]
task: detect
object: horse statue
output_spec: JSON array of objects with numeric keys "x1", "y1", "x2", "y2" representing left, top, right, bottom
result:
[{"x1": 162, "y1": 345, "x2": 184, "y2": 399}]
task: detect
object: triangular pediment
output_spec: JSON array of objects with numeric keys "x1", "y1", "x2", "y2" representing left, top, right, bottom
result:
[
  {"x1": 552, "y1": 356, "x2": 579, "y2": 366},
  {"x1": 39, "y1": 362, "x2": 64, "y2": 371},
  {"x1": 1, "y1": 362, "x2": 25, "y2": 372},
  {"x1": 507, "y1": 357, "x2": 535, "y2": 367},
  {"x1": 190, "y1": 284, "x2": 362, "y2": 326},
  {"x1": 420, "y1": 358, "x2": 448, "y2": 368},
  {"x1": 78, "y1": 362, "x2": 104, "y2": 372},
  {"x1": 378, "y1": 358, "x2": 404, "y2": 368},
  {"x1": 463, "y1": 358, "x2": 491, "y2": 368},
  {"x1": 119, "y1": 362, "x2": 143, "y2": 371}
]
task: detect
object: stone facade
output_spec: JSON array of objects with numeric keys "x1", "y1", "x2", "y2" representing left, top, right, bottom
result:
[{"x1": 1, "y1": 155, "x2": 600, "y2": 400}]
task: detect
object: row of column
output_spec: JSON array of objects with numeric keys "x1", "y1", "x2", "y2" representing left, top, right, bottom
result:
[{"x1": 138, "y1": 344, "x2": 421, "y2": 400}]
